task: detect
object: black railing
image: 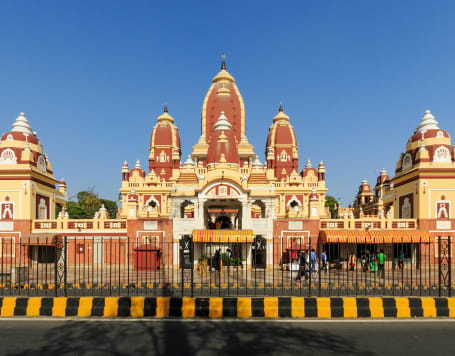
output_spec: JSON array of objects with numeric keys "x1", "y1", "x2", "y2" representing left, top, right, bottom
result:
[{"x1": 0, "y1": 236, "x2": 452, "y2": 297}]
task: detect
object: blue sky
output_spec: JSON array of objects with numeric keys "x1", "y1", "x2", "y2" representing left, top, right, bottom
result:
[{"x1": 1, "y1": 1, "x2": 454, "y2": 206}]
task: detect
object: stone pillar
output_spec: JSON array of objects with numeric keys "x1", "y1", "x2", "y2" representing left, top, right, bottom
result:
[{"x1": 241, "y1": 198, "x2": 251, "y2": 230}]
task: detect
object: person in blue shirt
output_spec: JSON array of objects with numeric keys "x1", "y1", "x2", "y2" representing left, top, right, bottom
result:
[
  {"x1": 321, "y1": 250, "x2": 327, "y2": 273},
  {"x1": 310, "y1": 249, "x2": 317, "y2": 272}
]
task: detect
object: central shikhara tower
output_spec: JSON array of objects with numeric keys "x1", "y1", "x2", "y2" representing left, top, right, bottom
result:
[{"x1": 119, "y1": 56, "x2": 327, "y2": 266}]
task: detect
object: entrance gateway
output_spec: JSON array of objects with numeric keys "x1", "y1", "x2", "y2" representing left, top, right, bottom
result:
[{"x1": 172, "y1": 180, "x2": 275, "y2": 269}]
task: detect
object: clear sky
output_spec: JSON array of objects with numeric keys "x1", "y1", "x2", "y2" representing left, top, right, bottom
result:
[{"x1": 1, "y1": 1, "x2": 454, "y2": 206}]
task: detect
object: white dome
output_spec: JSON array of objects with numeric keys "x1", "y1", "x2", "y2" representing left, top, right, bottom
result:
[
  {"x1": 11, "y1": 112, "x2": 33, "y2": 135},
  {"x1": 415, "y1": 110, "x2": 439, "y2": 133}
]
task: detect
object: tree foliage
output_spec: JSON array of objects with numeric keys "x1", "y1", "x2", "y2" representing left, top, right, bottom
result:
[
  {"x1": 66, "y1": 188, "x2": 118, "y2": 219},
  {"x1": 325, "y1": 195, "x2": 339, "y2": 218}
]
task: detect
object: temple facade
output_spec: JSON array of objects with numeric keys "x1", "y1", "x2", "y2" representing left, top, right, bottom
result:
[
  {"x1": 118, "y1": 57, "x2": 328, "y2": 267},
  {"x1": 0, "y1": 58, "x2": 452, "y2": 271}
]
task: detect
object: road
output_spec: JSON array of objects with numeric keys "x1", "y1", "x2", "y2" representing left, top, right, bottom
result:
[{"x1": 0, "y1": 319, "x2": 454, "y2": 355}]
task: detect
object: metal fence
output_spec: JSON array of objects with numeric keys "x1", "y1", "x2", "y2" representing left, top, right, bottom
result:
[{"x1": 0, "y1": 236, "x2": 452, "y2": 297}]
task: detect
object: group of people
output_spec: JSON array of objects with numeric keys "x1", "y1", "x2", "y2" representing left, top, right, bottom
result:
[
  {"x1": 360, "y1": 250, "x2": 386, "y2": 278},
  {"x1": 294, "y1": 249, "x2": 328, "y2": 281}
]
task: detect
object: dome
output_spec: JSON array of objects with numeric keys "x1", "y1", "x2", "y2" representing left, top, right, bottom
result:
[
  {"x1": 399, "y1": 110, "x2": 453, "y2": 167},
  {"x1": 0, "y1": 112, "x2": 53, "y2": 174},
  {"x1": 415, "y1": 110, "x2": 439, "y2": 133},
  {"x1": 150, "y1": 105, "x2": 181, "y2": 149},
  {"x1": 266, "y1": 105, "x2": 297, "y2": 147},
  {"x1": 11, "y1": 112, "x2": 33, "y2": 135}
]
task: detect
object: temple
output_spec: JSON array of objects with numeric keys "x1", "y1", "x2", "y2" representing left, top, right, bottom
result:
[
  {"x1": 0, "y1": 57, "x2": 453, "y2": 271},
  {"x1": 118, "y1": 57, "x2": 327, "y2": 267}
]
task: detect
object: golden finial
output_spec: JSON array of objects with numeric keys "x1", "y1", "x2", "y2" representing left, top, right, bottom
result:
[
  {"x1": 279, "y1": 101, "x2": 283, "y2": 112},
  {"x1": 221, "y1": 53, "x2": 226, "y2": 70},
  {"x1": 164, "y1": 102, "x2": 168, "y2": 113}
]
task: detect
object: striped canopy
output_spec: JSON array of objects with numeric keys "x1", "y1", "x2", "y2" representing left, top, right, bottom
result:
[
  {"x1": 320, "y1": 230, "x2": 433, "y2": 244},
  {"x1": 192, "y1": 230, "x2": 254, "y2": 243}
]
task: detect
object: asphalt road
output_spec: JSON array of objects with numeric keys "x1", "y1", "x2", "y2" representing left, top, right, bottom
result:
[{"x1": 0, "y1": 319, "x2": 454, "y2": 356}]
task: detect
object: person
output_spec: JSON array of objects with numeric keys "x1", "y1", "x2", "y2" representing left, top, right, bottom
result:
[
  {"x1": 321, "y1": 250, "x2": 327, "y2": 273},
  {"x1": 377, "y1": 249, "x2": 385, "y2": 278},
  {"x1": 398, "y1": 250, "x2": 404, "y2": 270},
  {"x1": 310, "y1": 249, "x2": 317, "y2": 272},
  {"x1": 349, "y1": 253, "x2": 356, "y2": 271},
  {"x1": 214, "y1": 249, "x2": 221, "y2": 271},
  {"x1": 296, "y1": 251, "x2": 306, "y2": 281},
  {"x1": 226, "y1": 248, "x2": 232, "y2": 259},
  {"x1": 291, "y1": 249, "x2": 297, "y2": 262},
  {"x1": 369, "y1": 253, "x2": 377, "y2": 272},
  {"x1": 361, "y1": 253, "x2": 368, "y2": 272}
]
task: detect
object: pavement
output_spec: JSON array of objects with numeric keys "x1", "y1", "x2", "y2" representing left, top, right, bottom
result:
[{"x1": 0, "y1": 319, "x2": 454, "y2": 355}]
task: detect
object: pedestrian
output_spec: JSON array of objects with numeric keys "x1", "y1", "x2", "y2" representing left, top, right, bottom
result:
[
  {"x1": 369, "y1": 253, "x2": 377, "y2": 272},
  {"x1": 361, "y1": 254, "x2": 368, "y2": 272},
  {"x1": 310, "y1": 249, "x2": 317, "y2": 272},
  {"x1": 398, "y1": 250, "x2": 404, "y2": 270},
  {"x1": 214, "y1": 249, "x2": 221, "y2": 271},
  {"x1": 321, "y1": 250, "x2": 327, "y2": 273},
  {"x1": 296, "y1": 251, "x2": 306, "y2": 281},
  {"x1": 349, "y1": 253, "x2": 356, "y2": 271},
  {"x1": 377, "y1": 249, "x2": 385, "y2": 278}
]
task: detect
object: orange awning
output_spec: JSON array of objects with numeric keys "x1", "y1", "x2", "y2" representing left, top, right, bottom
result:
[
  {"x1": 21, "y1": 234, "x2": 62, "y2": 246},
  {"x1": 192, "y1": 230, "x2": 254, "y2": 243},
  {"x1": 320, "y1": 230, "x2": 432, "y2": 244}
]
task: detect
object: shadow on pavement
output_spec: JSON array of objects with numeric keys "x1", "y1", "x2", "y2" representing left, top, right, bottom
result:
[{"x1": 6, "y1": 319, "x2": 373, "y2": 356}]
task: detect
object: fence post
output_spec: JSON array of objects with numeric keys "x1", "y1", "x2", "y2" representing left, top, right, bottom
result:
[
  {"x1": 64, "y1": 236, "x2": 67, "y2": 297},
  {"x1": 190, "y1": 237, "x2": 194, "y2": 298},
  {"x1": 449, "y1": 236, "x2": 452, "y2": 298},
  {"x1": 438, "y1": 236, "x2": 441, "y2": 297}
]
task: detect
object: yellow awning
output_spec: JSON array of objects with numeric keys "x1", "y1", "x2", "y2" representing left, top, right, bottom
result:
[
  {"x1": 192, "y1": 230, "x2": 254, "y2": 243},
  {"x1": 320, "y1": 230, "x2": 433, "y2": 244}
]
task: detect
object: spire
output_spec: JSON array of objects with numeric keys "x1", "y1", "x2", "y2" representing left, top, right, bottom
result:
[
  {"x1": 221, "y1": 53, "x2": 226, "y2": 70},
  {"x1": 213, "y1": 111, "x2": 232, "y2": 130},
  {"x1": 305, "y1": 159, "x2": 312, "y2": 169},
  {"x1": 11, "y1": 112, "x2": 33, "y2": 135},
  {"x1": 252, "y1": 155, "x2": 262, "y2": 168},
  {"x1": 157, "y1": 104, "x2": 174, "y2": 123},
  {"x1": 273, "y1": 103, "x2": 290, "y2": 122},
  {"x1": 416, "y1": 110, "x2": 439, "y2": 133},
  {"x1": 380, "y1": 168, "x2": 387, "y2": 175},
  {"x1": 135, "y1": 160, "x2": 142, "y2": 169}
]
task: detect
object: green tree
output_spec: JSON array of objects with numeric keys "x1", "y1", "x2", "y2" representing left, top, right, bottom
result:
[
  {"x1": 66, "y1": 201, "x2": 85, "y2": 219},
  {"x1": 79, "y1": 192, "x2": 102, "y2": 219},
  {"x1": 65, "y1": 188, "x2": 118, "y2": 219},
  {"x1": 325, "y1": 195, "x2": 339, "y2": 218}
]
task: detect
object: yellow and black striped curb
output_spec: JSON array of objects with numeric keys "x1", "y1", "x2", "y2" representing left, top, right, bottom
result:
[{"x1": 0, "y1": 297, "x2": 454, "y2": 318}]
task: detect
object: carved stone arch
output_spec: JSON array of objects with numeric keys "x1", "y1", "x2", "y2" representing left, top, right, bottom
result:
[
  {"x1": 0, "y1": 148, "x2": 17, "y2": 164},
  {"x1": 145, "y1": 196, "x2": 160, "y2": 208},
  {"x1": 37, "y1": 155, "x2": 47, "y2": 172},
  {"x1": 402, "y1": 153, "x2": 413, "y2": 171},
  {"x1": 180, "y1": 200, "x2": 195, "y2": 218},
  {"x1": 433, "y1": 145, "x2": 451, "y2": 163},
  {"x1": 251, "y1": 200, "x2": 266, "y2": 218}
]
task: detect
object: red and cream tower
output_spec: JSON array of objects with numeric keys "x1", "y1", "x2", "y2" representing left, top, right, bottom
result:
[
  {"x1": 119, "y1": 56, "x2": 328, "y2": 268},
  {"x1": 0, "y1": 113, "x2": 67, "y2": 235}
]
